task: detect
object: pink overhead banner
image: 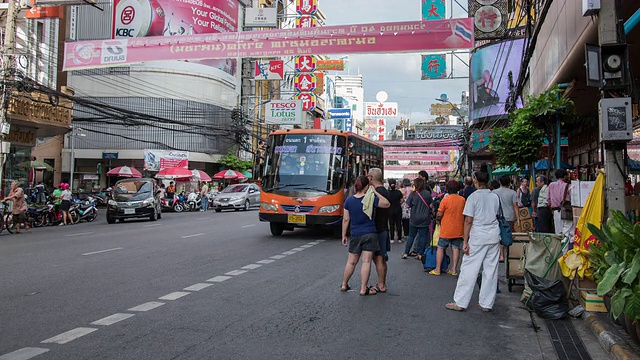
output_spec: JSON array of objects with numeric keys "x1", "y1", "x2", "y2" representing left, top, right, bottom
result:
[{"x1": 63, "y1": 18, "x2": 474, "y2": 71}]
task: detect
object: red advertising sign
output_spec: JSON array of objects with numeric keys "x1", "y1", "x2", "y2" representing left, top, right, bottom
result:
[
  {"x1": 63, "y1": 19, "x2": 475, "y2": 71},
  {"x1": 254, "y1": 60, "x2": 284, "y2": 80},
  {"x1": 112, "y1": 0, "x2": 238, "y2": 38},
  {"x1": 295, "y1": 73, "x2": 316, "y2": 92},
  {"x1": 296, "y1": 0, "x2": 318, "y2": 15},
  {"x1": 295, "y1": 55, "x2": 316, "y2": 73},
  {"x1": 296, "y1": 16, "x2": 317, "y2": 28},
  {"x1": 296, "y1": 93, "x2": 316, "y2": 111}
]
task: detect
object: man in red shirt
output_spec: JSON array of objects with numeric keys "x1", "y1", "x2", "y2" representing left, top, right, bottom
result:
[{"x1": 431, "y1": 180, "x2": 466, "y2": 276}]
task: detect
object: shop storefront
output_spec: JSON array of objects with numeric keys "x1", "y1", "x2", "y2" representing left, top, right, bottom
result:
[{"x1": 1, "y1": 89, "x2": 73, "y2": 196}]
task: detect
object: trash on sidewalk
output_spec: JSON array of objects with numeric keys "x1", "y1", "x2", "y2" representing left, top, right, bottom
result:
[
  {"x1": 524, "y1": 269, "x2": 569, "y2": 320},
  {"x1": 568, "y1": 305, "x2": 585, "y2": 318}
]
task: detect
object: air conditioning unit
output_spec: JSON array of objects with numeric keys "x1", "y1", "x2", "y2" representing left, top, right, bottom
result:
[{"x1": 582, "y1": 0, "x2": 601, "y2": 16}]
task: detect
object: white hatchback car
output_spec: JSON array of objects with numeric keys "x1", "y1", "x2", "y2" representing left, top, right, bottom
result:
[{"x1": 213, "y1": 184, "x2": 260, "y2": 212}]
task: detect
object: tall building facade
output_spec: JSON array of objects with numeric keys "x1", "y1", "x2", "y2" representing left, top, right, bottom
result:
[
  {"x1": 328, "y1": 75, "x2": 363, "y2": 132},
  {"x1": 0, "y1": 11, "x2": 73, "y2": 194},
  {"x1": 64, "y1": 1, "x2": 247, "y2": 190}
]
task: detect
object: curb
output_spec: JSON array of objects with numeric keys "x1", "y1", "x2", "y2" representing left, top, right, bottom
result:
[{"x1": 582, "y1": 311, "x2": 640, "y2": 360}]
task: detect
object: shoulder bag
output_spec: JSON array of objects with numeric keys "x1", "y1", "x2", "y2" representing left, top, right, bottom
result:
[
  {"x1": 495, "y1": 194, "x2": 513, "y2": 246},
  {"x1": 560, "y1": 183, "x2": 572, "y2": 221}
]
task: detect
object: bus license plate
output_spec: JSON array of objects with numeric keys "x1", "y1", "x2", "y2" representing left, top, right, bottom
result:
[
  {"x1": 124, "y1": 208, "x2": 135, "y2": 215},
  {"x1": 288, "y1": 214, "x2": 306, "y2": 224}
]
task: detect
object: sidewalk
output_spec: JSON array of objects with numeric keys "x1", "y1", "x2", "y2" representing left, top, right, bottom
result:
[
  {"x1": 497, "y1": 270, "x2": 609, "y2": 360},
  {"x1": 581, "y1": 311, "x2": 640, "y2": 360}
]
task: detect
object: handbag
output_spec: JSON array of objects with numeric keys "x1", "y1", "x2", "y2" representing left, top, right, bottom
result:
[
  {"x1": 495, "y1": 194, "x2": 513, "y2": 246},
  {"x1": 560, "y1": 183, "x2": 572, "y2": 221}
]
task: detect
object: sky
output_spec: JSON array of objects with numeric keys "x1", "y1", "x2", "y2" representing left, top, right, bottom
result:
[{"x1": 318, "y1": 0, "x2": 470, "y2": 129}]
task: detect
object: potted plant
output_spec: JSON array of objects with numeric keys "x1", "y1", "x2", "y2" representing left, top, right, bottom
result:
[{"x1": 587, "y1": 211, "x2": 640, "y2": 343}]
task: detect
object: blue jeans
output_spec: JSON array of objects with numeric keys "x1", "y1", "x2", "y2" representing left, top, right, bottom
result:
[
  {"x1": 201, "y1": 197, "x2": 208, "y2": 211},
  {"x1": 404, "y1": 225, "x2": 429, "y2": 256}
]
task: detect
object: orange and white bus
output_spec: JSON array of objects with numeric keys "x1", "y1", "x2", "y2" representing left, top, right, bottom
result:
[{"x1": 259, "y1": 129, "x2": 384, "y2": 236}]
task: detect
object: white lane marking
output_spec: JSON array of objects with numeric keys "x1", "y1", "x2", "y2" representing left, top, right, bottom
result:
[
  {"x1": 308, "y1": 241, "x2": 320, "y2": 245},
  {"x1": 128, "y1": 302, "x2": 165, "y2": 312},
  {"x1": 241, "y1": 224, "x2": 256, "y2": 228},
  {"x1": 41, "y1": 327, "x2": 97, "y2": 344},
  {"x1": 282, "y1": 251, "x2": 296, "y2": 255},
  {"x1": 143, "y1": 223, "x2": 162, "y2": 228},
  {"x1": 241, "y1": 264, "x2": 262, "y2": 270},
  {"x1": 65, "y1": 232, "x2": 94, "y2": 237},
  {"x1": 207, "y1": 276, "x2": 232, "y2": 282},
  {"x1": 183, "y1": 283, "x2": 213, "y2": 291},
  {"x1": 181, "y1": 233, "x2": 205, "y2": 239},
  {"x1": 81, "y1": 247, "x2": 123, "y2": 256},
  {"x1": 0, "y1": 347, "x2": 49, "y2": 360},
  {"x1": 270, "y1": 255, "x2": 286, "y2": 259},
  {"x1": 225, "y1": 270, "x2": 247, "y2": 276},
  {"x1": 256, "y1": 259, "x2": 275, "y2": 264},
  {"x1": 158, "y1": 291, "x2": 191, "y2": 300},
  {"x1": 291, "y1": 247, "x2": 305, "y2": 251},
  {"x1": 300, "y1": 244, "x2": 314, "y2": 248},
  {"x1": 90, "y1": 313, "x2": 135, "y2": 326}
]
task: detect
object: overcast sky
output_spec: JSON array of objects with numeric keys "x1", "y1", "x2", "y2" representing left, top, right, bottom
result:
[{"x1": 319, "y1": 0, "x2": 470, "y2": 128}]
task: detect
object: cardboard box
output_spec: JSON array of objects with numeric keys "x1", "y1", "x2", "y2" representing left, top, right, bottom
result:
[
  {"x1": 508, "y1": 258, "x2": 524, "y2": 277},
  {"x1": 508, "y1": 242, "x2": 527, "y2": 259},
  {"x1": 517, "y1": 207, "x2": 531, "y2": 220},
  {"x1": 579, "y1": 290, "x2": 606, "y2": 312},
  {"x1": 578, "y1": 278, "x2": 598, "y2": 291},
  {"x1": 514, "y1": 218, "x2": 534, "y2": 233}
]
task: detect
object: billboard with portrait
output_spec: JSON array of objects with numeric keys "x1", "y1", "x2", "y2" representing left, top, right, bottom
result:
[
  {"x1": 112, "y1": 0, "x2": 239, "y2": 76},
  {"x1": 469, "y1": 38, "x2": 525, "y2": 121}
]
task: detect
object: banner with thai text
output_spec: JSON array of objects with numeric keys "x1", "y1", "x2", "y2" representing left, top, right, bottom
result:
[{"x1": 63, "y1": 18, "x2": 474, "y2": 71}]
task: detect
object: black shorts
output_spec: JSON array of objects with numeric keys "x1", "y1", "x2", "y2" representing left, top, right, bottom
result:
[
  {"x1": 13, "y1": 211, "x2": 26, "y2": 223},
  {"x1": 348, "y1": 233, "x2": 380, "y2": 255},
  {"x1": 60, "y1": 200, "x2": 71, "y2": 212}
]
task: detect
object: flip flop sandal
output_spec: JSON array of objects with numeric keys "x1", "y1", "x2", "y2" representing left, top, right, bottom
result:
[
  {"x1": 370, "y1": 284, "x2": 387, "y2": 293},
  {"x1": 401, "y1": 254, "x2": 408, "y2": 259},
  {"x1": 445, "y1": 303, "x2": 466, "y2": 311},
  {"x1": 429, "y1": 270, "x2": 441, "y2": 276},
  {"x1": 447, "y1": 270, "x2": 458, "y2": 276},
  {"x1": 340, "y1": 284, "x2": 351, "y2": 292},
  {"x1": 360, "y1": 287, "x2": 378, "y2": 296},
  {"x1": 478, "y1": 305, "x2": 492, "y2": 312}
]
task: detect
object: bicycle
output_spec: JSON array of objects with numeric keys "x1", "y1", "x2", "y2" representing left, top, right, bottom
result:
[{"x1": 1, "y1": 201, "x2": 13, "y2": 234}]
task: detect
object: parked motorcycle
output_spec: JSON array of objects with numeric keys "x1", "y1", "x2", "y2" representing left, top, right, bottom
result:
[
  {"x1": 76, "y1": 196, "x2": 98, "y2": 222},
  {"x1": 186, "y1": 191, "x2": 201, "y2": 212},
  {"x1": 26, "y1": 205, "x2": 50, "y2": 227},
  {"x1": 160, "y1": 195, "x2": 184, "y2": 212}
]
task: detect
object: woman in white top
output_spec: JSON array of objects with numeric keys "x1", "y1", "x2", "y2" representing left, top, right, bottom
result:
[
  {"x1": 446, "y1": 163, "x2": 501, "y2": 312},
  {"x1": 535, "y1": 175, "x2": 553, "y2": 233}
]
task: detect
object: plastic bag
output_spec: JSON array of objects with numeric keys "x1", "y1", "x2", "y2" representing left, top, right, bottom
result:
[{"x1": 524, "y1": 270, "x2": 568, "y2": 320}]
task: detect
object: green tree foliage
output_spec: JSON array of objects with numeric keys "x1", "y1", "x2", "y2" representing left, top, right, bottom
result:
[
  {"x1": 490, "y1": 86, "x2": 575, "y2": 168},
  {"x1": 219, "y1": 150, "x2": 253, "y2": 172}
]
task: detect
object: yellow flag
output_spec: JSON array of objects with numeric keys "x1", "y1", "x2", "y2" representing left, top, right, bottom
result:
[{"x1": 574, "y1": 170, "x2": 605, "y2": 251}]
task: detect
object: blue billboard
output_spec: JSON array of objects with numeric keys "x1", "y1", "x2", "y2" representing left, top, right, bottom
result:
[{"x1": 327, "y1": 108, "x2": 352, "y2": 119}]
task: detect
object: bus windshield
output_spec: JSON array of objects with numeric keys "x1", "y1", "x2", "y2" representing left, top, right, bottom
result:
[{"x1": 262, "y1": 133, "x2": 347, "y2": 196}]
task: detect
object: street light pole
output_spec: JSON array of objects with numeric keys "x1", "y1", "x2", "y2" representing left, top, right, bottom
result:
[
  {"x1": 435, "y1": 98, "x2": 470, "y2": 176},
  {"x1": 70, "y1": 126, "x2": 75, "y2": 193}
]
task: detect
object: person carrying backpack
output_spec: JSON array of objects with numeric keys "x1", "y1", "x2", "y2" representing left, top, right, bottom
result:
[{"x1": 401, "y1": 177, "x2": 432, "y2": 261}]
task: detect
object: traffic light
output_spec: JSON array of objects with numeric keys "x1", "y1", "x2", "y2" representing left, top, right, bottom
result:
[{"x1": 231, "y1": 108, "x2": 241, "y2": 125}]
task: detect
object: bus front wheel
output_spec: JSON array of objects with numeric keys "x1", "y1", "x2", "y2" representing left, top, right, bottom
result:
[{"x1": 270, "y1": 223, "x2": 284, "y2": 236}]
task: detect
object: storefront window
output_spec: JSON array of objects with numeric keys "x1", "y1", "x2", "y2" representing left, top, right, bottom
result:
[{"x1": 4, "y1": 146, "x2": 33, "y2": 196}]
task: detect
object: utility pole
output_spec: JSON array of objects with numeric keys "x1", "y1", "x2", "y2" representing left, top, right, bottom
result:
[
  {"x1": 0, "y1": 0, "x2": 19, "y2": 195},
  {"x1": 599, "y1": 0, "x2": 628, "y2": 216}
]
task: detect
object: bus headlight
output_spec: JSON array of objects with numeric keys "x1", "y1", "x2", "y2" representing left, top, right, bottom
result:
[
  {"x1": 260, "y1": 202, "x2": 278, "y2": 211},
  {"x1": 318, "y1": 205, "x2": 340, "y2": 213}
]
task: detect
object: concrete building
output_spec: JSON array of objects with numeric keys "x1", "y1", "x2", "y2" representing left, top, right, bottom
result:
[
  {"x1": 328, "y1": 75, "x2": 364, "y2": 133},
  {"x1": 63, "y1": 1, "x2": 248, "y2": 191},
  {"x1": 0, "y1": 10, "x2": 73, "y2": 194}
]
